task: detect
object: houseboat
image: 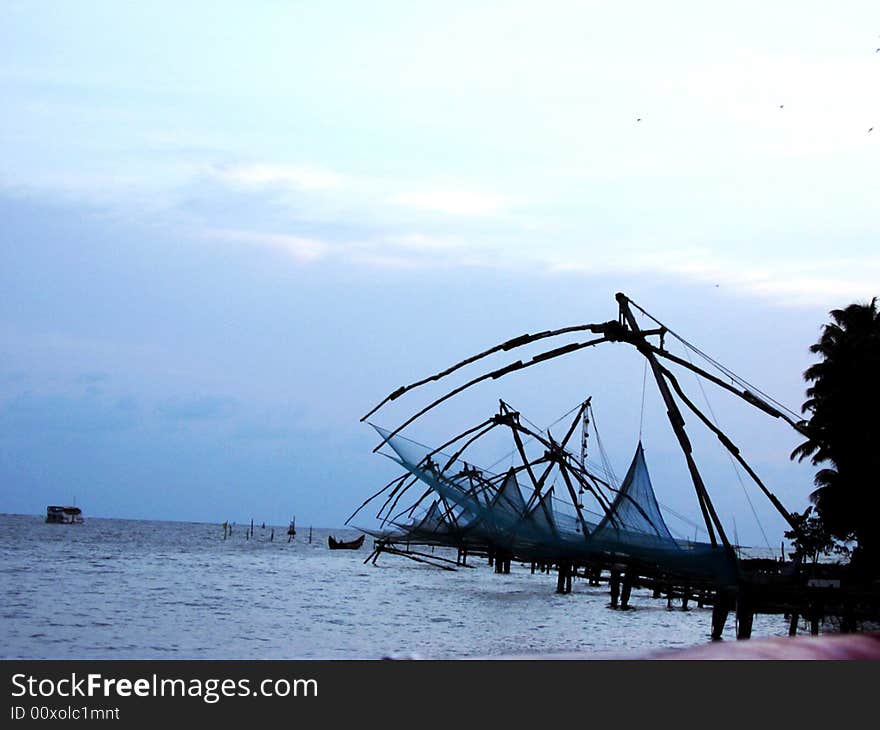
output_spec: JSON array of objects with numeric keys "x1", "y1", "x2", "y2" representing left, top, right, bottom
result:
[{"x1": 45, "y1": 506, "x2": 84, "y2": 524}]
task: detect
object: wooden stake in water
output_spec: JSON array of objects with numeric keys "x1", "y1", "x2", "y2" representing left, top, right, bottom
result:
[{"x1": 308, "y1": 526, "x2": 312, "y2": 544}]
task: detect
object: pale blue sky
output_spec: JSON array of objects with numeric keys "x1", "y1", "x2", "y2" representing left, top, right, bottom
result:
[{"x1": 1, "y1": 2, "x2": 878, "y2": 544}]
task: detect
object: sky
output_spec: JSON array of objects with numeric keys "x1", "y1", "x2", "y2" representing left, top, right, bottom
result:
[{"x1": 1, "y1": 1, "x2": 878, "y2": 545}]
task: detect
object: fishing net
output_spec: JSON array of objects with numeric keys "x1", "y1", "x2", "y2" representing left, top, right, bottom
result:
[{"x1": 367, "y1": 425, "x2": 737, "y2": 584}]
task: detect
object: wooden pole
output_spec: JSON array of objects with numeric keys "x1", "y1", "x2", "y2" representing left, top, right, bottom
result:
[
  {"x1": 610, "y1": 569, "x2": 620, "y2": 608},
  {"x1": 735, "y1": 588, "x2": 753, "y2": 639},
  {"x1": 711, "y1": 590, "x2": 732, "y2": 640},
  {"x1": 616, "y1": 293, "x2": 729, "y2": 549},
  {"x1": 620, "y1": 572, "x2": 633, "y2": 610}
]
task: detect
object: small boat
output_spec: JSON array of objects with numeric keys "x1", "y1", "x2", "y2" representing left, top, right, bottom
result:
[
  {"x1": 328, "y1": 534, "x2": 365, "y2": 550},
  {"x1": 46, "y1": 506, "x2": 83, "y2": 524}
]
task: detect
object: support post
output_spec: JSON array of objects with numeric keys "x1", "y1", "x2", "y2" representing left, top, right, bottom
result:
[
  {"x1": 621, "y1": 572, "x2": 633, "y2": 610},
  {"x1": 711, "y1": 590, "x2": 732, "y2": 640},
  {"x1": 610, "y1": 569, "x2": 621, "y2": 608},
  {"x1": 735, "y1": 588, "x2": 753, "y2": 640},
  {"x1": 616, "y1": 293, "x2": 729, "y2": 549}
]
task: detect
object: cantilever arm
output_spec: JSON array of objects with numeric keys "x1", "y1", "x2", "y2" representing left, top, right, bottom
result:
[
  {"x1": 391, "y1": 486, "x2": 436, "y2": 524},
  {"x1": 361, "y1": 322, "x2": 616, "y2": 422},
  {"x1": 344, "y1": 472, "x2": 409, "y2": 525},
  {"x1": 372, "y1": 336, "x2": 611, "y2": 452},
  {"x1": 564, "y1": 464, "x2": 615, "y2": 518},
  {"x1": 439, "y1": 423, "x2": 498, "y2": 474},
  {"x1": 376, "y1": 474, "x2": 418, "y2": 523},
  {"x1": 533, "y1": 402, "x2": 589, "y2": 492},
  {"x1": 644, "y1": 344, "x2": 808, "y2": 437},
  {"x1": 658, "y1": 362, "x2": 802, "y2": 537},
  {"x1": 425, "y1": 418, "x2": 495, "y2": 463}
]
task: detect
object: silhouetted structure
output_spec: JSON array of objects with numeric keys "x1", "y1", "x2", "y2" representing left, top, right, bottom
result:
[{"x1": 353, "y1": 293, "x2": 880, "y2": 637}]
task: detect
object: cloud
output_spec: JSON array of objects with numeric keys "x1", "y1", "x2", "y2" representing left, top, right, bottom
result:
[
  {"x1": 0, "y1": 391, "x2": 139, "y2": 435},
  {"x1": 211, "y1": 163, "x2": 346, "y2": 191},
  {"x1": 390, "y1": 189, "x2": 508, "y2": 216},
  {"x1": 544, "y1": 247, "x2": 880, "y2": 308},
  {"x1": 203, "y1": 162, "x2": 512, "y2": 219},
  {"x1": 383, "y1": 233, "x2": 471, "y2": 251},
  {"x1": 156, "y1": 395, "x2": 237, "y2": 421},
  {"x1": 205, "y1": 228, "x2": 329, "y2": 263}
]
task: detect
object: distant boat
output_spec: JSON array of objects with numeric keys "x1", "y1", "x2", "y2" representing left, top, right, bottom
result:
[
  {"x1": 46, "y1": 506, "x2": 83, "y2": 524},
  {"x1": 328, "y1": 534, "x2": 365, "y2": 550}
]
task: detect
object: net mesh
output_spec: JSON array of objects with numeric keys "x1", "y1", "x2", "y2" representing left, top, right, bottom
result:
[{"x1": 368, "y1": 426, "x2": 736, "y2": 583}]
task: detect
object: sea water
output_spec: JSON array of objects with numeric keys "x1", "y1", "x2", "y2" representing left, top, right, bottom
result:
[{"x1": 0, "y1": 514, "x2": 792, "y2": 659}]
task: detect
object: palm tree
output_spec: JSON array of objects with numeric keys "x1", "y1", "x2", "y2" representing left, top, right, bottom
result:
[{"x1": 791, "y1": 298, "x2": 880, "y2": 575}]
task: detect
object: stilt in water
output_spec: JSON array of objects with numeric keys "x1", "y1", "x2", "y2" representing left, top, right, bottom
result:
[
  {"x1": 308, "y1": 526, "x2": 312, "y2": 544},
  {"x1": 841, "y1": 601, "x2": 856, "y2": 633},
  {"x1": 364, "y1": 540, "x2": 385, "y2": 566},
  {"x1": 711, "y1": 590, "x2": 732, "y2": 640},
  {"x1": 808, "y1": 601, "x2": 822, "y2": 635},
  {"x1": 609, "y1": 569, "x2": 620, "y2": 608},
  {"x1": 557, "y1": 562, "x2": 572, "y2": 594},
  {"x1": 620, "y1": 572, "x2": 633, "y2": 610},
  {"x1": 270, "y1": 528, "x2": 274, "y2": 542},
  {"x1": 788, "y1": 612, "x2": 799, "y2": 636},
  {"x1": 735, "y1": 588, "x2": 753, "y2": 640}
]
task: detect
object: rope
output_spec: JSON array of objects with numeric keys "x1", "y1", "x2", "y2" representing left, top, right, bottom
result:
[
  {"x1": 485, "y1": 400, "x2": 584, "y2": 471},
  {"x1": 589, "y1": 403, "x2": 619, "y2": 487},
  {"x1": 627, "y1": 297, "x2": 801, "y2": 422},
  {"x1": 638, "y1": 357, "x2": 648, "y2": 441},
  {"x1": 681, "y1": 343, "x2": 772, "y2": 550}
]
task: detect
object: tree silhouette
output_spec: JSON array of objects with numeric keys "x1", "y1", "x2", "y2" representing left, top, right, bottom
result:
[
  {"x1": 791, "y1": 298, "x2": 880, "y2": 576},
  {"x1": 783, "y1": 507, "x2": 847, "y2": 566}
]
